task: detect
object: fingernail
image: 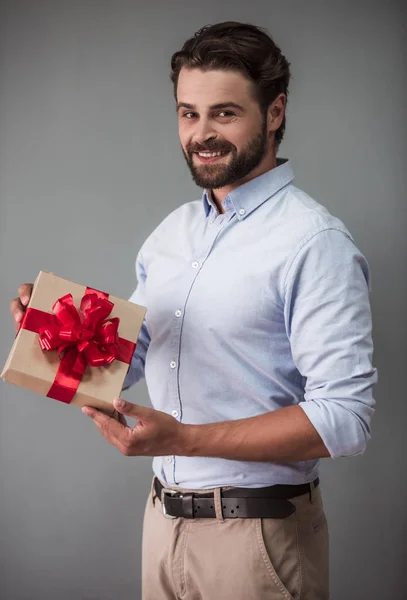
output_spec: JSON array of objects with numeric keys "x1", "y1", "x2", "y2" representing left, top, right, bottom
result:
[
  {"x1": 82, "y1": 407, "x2": 91, "y2": 416},
  {"x1": 21, "y1": 296, "x2": 29, "y2": 306},
  {"x1": 14, "y1": 313, "x2": 22, "y2": 322},
  {"x1": 114, "y1": 397, "x2": 125, "y2": 408}
]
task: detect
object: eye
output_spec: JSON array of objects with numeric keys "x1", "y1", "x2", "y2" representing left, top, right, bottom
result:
[
  {"x1": 217, "y1": 111, "x2": 235, "y2": 118},
  {"x1": 182, "y1": 112, "x2": 197, "y2": 119}
]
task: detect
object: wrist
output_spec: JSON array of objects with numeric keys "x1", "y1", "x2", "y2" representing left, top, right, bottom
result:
[{"x1": 178, "y1": 423, "x2": 199, "y2": 457}]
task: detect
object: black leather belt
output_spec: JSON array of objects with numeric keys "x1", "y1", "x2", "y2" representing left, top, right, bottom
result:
[{"x1": 154, "y1": 477, "x2": 319, "y2": 520}]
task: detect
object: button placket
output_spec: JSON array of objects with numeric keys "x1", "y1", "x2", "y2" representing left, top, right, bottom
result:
[
  {"x1": 166, "y1": 213, "x2": 234, "y2": 485},
  {"x1": 165, "y1": 290, "x2": 187, "y2": 485},
  {"x1": 166, "y1": 262, "x2": 204, "y2": 485}
]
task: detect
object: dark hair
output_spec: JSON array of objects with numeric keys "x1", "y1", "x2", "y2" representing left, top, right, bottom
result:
[{"x1": 170, "y1": 22, "x2": 291, "y2": 150}]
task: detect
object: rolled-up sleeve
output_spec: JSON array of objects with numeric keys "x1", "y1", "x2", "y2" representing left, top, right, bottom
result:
[
  {"x1": 122, "y1": 251, "x2": 151, "y2": 390},
  {"x1": 284, "y1": 228, "x2": 378, "y2": 459}
]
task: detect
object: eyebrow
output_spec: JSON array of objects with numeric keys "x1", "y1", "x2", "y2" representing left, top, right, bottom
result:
[{"x1": 176, "y1": 102, "x2": 245, "y2": 112}]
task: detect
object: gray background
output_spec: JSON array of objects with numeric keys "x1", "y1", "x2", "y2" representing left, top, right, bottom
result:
[{"x1": 0, "y1": 1, "x2": 405, "y2": 599}]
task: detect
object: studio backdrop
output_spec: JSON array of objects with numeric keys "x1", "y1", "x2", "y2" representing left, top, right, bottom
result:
[{"x1": 0, "y1": 1, "x2": 405, "y2": 599}]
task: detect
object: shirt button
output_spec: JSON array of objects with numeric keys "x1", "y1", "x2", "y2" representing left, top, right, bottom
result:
[
  {"x1": 170, "y1": 360, "x2": 177, "y2": 369},
  {"x1": 165, "y1": 456, "x2": 173, "y2": 463},
  {"x1": 171, "y1": 409, "x2": 179, "y2": 418},
  {"x1": 175, "y1": 310, "x2": 182, "y2": 318},
  {"x1": 192, "y1": 261, "x2": 200, "y2": 269},
  {"x1": 239, "y1": 208, "x2": 246, "y2": 216}
]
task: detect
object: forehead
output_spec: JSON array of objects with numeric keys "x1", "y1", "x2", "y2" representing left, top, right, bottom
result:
[{"x1": 176, "y1": 68, "x2": 255, "y2": 106}]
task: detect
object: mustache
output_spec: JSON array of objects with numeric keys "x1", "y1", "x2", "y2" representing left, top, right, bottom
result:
[{"x1": 187, "y1": 141, "x2": 234, "y2": 154}]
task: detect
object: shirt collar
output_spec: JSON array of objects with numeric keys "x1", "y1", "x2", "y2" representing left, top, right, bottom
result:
[{"x1": 202, "y1": 158, "x2": 294, "y2": 219}]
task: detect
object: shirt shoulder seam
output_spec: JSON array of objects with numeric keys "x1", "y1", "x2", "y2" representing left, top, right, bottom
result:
[{"x1": 282, "y1": 225, "x2": 354, "y2": 294}]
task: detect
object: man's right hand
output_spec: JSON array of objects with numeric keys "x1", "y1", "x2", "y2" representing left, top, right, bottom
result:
[{"x1": 10, "y1": 283, "x2": 33, "y2": 332}]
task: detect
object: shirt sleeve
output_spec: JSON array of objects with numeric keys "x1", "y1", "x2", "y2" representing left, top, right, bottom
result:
[
  {"x1": 122, "y1": 251, "x2": 151, "y2": 390},
  {"x1": 283, "y1": 227, "x2": 378, "y2": 459}
]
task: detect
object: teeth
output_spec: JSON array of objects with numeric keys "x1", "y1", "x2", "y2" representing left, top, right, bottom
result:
[{"x1": 198, "y1": 151, "x2": 224, "y2": 158}]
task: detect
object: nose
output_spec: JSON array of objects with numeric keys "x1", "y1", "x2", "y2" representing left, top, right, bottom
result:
[{"x1": 192, "y1": 117, "x2": 218, "y2": 145}]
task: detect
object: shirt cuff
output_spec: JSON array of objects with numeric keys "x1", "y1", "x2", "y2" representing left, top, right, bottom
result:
[{"x1": 298, "y1": 398, "x2": 372, "y2": 459}]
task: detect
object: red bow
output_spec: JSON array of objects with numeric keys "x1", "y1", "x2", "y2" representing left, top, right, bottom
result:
[{"x1": 38, "y1": 292, "x2": 121, "y2": 379}]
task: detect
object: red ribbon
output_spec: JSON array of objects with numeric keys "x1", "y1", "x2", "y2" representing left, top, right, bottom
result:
[{"x1": 19, "y1": 287, "x2": 135, "y2": 404}]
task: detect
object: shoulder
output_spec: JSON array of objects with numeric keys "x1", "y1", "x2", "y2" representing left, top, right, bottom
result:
[
  {"x1": 275, "y1": 184, "x2": 369, "y2": 284},
  {"x1": 278, "y1": 184, "x2": 353, "y2": 243}
]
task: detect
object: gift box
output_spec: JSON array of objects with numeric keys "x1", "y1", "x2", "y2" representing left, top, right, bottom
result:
[{"x1": 1, "y1": 271, "x2": 146, "y2": 414}]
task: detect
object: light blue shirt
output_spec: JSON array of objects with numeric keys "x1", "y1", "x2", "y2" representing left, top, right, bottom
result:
[{"x1": 125, "y1": 158, "x2": 377, "y2": 489}]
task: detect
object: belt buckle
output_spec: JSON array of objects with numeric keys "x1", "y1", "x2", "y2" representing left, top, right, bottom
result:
[{"x1": 161, "y1": 488, "x2": 179, "y2": 519}]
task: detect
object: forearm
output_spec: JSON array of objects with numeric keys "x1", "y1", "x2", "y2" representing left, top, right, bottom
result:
[{"x1": 180, "y1": 405, "x2": 331, "y2": 462}]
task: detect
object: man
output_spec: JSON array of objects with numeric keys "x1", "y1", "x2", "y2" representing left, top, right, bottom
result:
[{"x1": 11, "y1": 22, "x2": 377, "y2": 600}]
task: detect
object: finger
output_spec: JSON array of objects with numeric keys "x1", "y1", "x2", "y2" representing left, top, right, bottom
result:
[
  {"x1": 10, "y1": 297, "x2": 25, "y2": 327},
  {"x1": 111, "y1": 409, "x2": 128, "y2": 426},
  {"x1": 82, "y1": 406, "x2": 129, "y2": 449},
  {"x1": 99, "y1": 406, "x2": 116, "y2": 418},
  {"x1": 113, "y1": 397, "x2": 153, "y2": 421},
  {"x1": 17, "y1": 283, "x2": 33, "y2": 307},
  {"x1": 98, "y1": 406, "x2": 127, "y2": 426},
  {"x1": 117, "y1": 412, "x2": 128, "y2": 426}
]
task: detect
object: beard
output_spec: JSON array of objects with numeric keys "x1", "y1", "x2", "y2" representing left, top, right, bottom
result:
[{"x1": 182, "y1": 117, "x2": 269, "y2": 190}]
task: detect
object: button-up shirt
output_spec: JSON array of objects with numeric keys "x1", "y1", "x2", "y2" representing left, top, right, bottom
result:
[{"x1": 124, "y1": 158, "x2": 377, "y2": 489}]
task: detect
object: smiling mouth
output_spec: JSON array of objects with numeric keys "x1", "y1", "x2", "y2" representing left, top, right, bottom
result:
[{"x1": 194, "y1": 150, "x2": 230, "y2": 163}]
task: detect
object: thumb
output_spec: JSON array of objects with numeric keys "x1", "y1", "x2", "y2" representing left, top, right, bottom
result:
[{"x1": 113, "y1": 397, "x2": 152, "y2": 420}]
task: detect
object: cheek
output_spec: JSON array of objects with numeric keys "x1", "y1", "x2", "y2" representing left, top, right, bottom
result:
[
  {"x1": 231, "y1": 125, "x2": 253, "y2": 147},
  {"x1": 178, "y1": 125, "x2": 191, "y2": 150},
  {"x1": 218, "y1": 122, "x2": 250, "y2": 150}
]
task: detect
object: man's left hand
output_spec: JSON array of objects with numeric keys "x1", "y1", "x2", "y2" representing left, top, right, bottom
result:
[{"x1": 82, "y1": 398, "x2": 185, "y2": 457}]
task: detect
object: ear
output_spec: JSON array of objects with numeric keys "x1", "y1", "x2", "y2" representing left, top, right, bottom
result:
[{"x1": 267, "y1": 93, "x2": 286, "y2": 134}]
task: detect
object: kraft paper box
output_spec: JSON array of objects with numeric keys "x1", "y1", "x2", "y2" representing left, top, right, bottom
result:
[{"x1": 1, "y1": 271, "x2": 146, "y2": 413}]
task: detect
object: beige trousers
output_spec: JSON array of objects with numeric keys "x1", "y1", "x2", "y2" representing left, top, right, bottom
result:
[{"x1": 141, "y1": 477, "x2": 329, "y2": 600}]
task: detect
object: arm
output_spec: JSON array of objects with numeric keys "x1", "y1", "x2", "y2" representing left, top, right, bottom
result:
[
  {"x1": 284, "y1": 228, "x2": 377, "y2": 459},
  {"x1": 181, "y1": 404, "x2": 330, "y2": 461},
  {"x1": 83, "y1": 400, "x2": 330, "y2": 460}
]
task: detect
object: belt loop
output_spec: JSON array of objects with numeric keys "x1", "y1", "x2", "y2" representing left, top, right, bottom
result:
[
  {"x1": 309, "y1": 480, "x2": 315, "y2": 504},
  {"x1": 214, "y1": 487, "x2": 225, "y2": 522},
  {"x1": 151, "y1": 476, "x2": 157, "y2": 507}
]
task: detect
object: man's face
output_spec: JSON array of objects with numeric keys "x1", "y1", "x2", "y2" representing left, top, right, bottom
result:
[{"x1": 176, "y1": 68, "x2": 270, "y2": 190}]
